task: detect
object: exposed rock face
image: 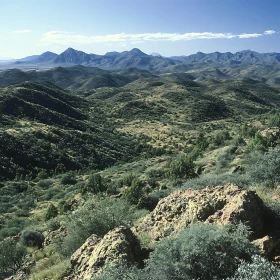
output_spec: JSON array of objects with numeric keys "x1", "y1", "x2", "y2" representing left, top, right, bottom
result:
[
  {"x1": 69, "y1": 226, "x2": 142, "y2": 280},
  {"x1": 253, "y1": 235, "x2": 276, "y2": 256},
  {"x1": 134, "y1": 184, "x2": 265, "y2": 241},
  {"x1": 65, "y1": 185, "x2": 266, "y2": 279},
  {"x1": 43, "y1": 227, "x2": 67, "y2": 247}
]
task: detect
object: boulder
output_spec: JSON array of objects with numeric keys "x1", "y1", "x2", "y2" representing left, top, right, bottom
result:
[
  {"x1": 68, "y1": 226, "x2": 142, "y2": 280},
  {"x1": 253, "y1": 235, "x2": 276, "y2": 256},
  {"x1": 134, "y1": 184, "x2": 265, "y2": 242}
]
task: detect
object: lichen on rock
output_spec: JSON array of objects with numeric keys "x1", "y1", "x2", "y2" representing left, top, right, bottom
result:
[
  {"x1": 68, "y1": 226, "x2": 142, "y2": 280},
  {"x1": 134, "y1": 184, "x2": 265, "y2": 242}
]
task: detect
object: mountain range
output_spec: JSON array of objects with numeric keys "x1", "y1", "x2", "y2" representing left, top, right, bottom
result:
[{"x1": 3, "y1": 48, "x2": 280, "y2": 73}]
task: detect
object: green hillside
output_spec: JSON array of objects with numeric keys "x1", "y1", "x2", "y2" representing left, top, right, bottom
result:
[{"x1": 1, "y1": 68, "x2": 280, "y2": 280}]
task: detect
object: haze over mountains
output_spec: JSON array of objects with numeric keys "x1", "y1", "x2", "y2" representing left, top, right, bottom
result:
[
  {"x1": 2, "y1": 48, "x2": 280, "y2": 73},
  {"x1": 1, "y1": 48, "x2": 280, "y2": 89}
]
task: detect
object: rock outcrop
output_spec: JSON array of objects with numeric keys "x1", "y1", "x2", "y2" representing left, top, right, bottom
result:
[
  {"x1": 253, "y1": 235, "x2": 276, "y2": 256},
  {"x1": 65, "y1": 184, "x2": 267, "y2": 280},
  {"x1": 68, "y1": 226, "x2": 142, "y2": 280},
  {"x1": 134, "y1": 184, "x2": 265, "y2": 241}
]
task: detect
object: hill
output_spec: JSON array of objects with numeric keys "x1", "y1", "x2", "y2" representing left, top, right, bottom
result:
[
  {"x1": 0, "y1": 66, "x2": 156, "y2": 90},
  {"x1": 2, "y1": 59, "x2": 280, "y2": 279},
  {"x1": 0, "y1": 82, "x2": 139, "y2": 181}
]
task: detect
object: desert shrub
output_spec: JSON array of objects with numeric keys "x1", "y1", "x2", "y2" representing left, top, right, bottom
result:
[
  {"x1": 216, "y1": 146, "x2": 237, "y2": 171},
  {"x1": 140, "y1": 189, "x2": 170, "y2": 211},
  {"x1": 81, "y1": 174, "x2": 107, "y2": 194},
  {"x1": 29, "y1": 256, "x2": 70, "y2": 280},
  {"x1": 122, "y1": 179, "x2": 146, "y2": 206},
  {"x1": 239, "y1": 124, "x2": 258, "y2": 138},
  {"x1": 36, "y1": 170, "x2": 49, "y2": 180},
  {"x1": 45, "y1": 203, "x2": 59, "y2": 221},
  {"x1": 5, "y1": 181, "x2": 28, "y2": 194},
  {"x1": 166, "y1": 154, "x2": 196, "y2": 180},
  {"x1": 228, "y1": 255, "x2": 280, "y2": 280},
  {"x1": 97, "y1": 223, "x2": 255, "y2": 280},
  {"x1": 268, "y1": 112, "x2": 280, "y2": 127},
  {"x1": 196, "y1": 132, "x2": 209, "y2": 150},
  {"x1": 143, "y1": 223, "x2": 256, "y2": 280},
  {"x1": 0, "y1": 238, "x2": 27, "y2": 278},
  {"x1": 58, "y1": 198, "x2": 78, "y2": 213},
  {"x1": 21, "y1": 230, "x2": 44, "y2": 248},
  {"x1": 231, "y1": 135, "x2": 246, "y2": 146},
  {"x1": 182, "y1": 172, "x2": 249, "y2": 190},
  {"x1": 0, "y1": 218, "x2": 26, "y2": 241},
  {"x1": 248, "y1": 146, "x2": 280, "y2": 188},
  {"x1": 247, "y1": 131, "x2": 271, "y2": 152},
  {"x1": 47, "y1": 217, "x2": 61, "y2": 231},
  {"x1": 61, "y1": 197, "x2": 147, "y2": 256},
  {"x1": 37, "y1": 179, "x2": 54, "y2": 189},
  {"x1": 211, "y1": 130, "x2": 231, "y2": 147},
  {"x1": 60, "y1": 172, "x2": 77, "y2": 185},
  {"x1": 118, "y1": 173, "x2": 138, "y2": 188},
  {"x1": 95, "y1": 264, "x2": 141, "y2": 280}
]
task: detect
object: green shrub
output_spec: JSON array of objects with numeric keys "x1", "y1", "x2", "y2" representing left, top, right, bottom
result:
[
  {"x1": 182, "y1": 172, "x2": 250, "y2": 190},
  {"x1": 60, "y1": 197, "x2": 147, "y2": 256},
  {"x1": 166, "y1": 154, "x2": 196, "y2": 180},
  {"x1": 268, "y1": 112, "x2": 280, "y2": 127},
  {"x1": 47, "y1": 217, "x2": 61, "y2": 231},
  {"x1": 247, "y1": 131, "x2": 271, "y2": 152},
  {"x1": 37, "y1": 179, "x2": 54, "y2": 189},
  {"x1": 82, "y1": 174, "x2": 107, "y2": 194},
  {"x1": 60, "y1": 172, "x2": 77, "y2": 185},
  {"x1": 228, "y1": 255, "x2": 280, "y2": 280},
  {"x1": 21, "y1": 230, "x2": 44, "y2": 248},
  {"x1": 143, "y1": 223, "x2": 255, "y2": 280},
  {"x1": 95, "y1": 264, "x2": 141, "y2": 280},
  {"x1": 98, "y1": 223, "x2": 256, "y2": 280},
  {"x1": 248, "y1": 146, "x2": 280, "y2": 188},
  {"x1": 0, "y1": 238, "x2": 27, "y2": 278},
  {"x1": 216, "y1": 146, "x2": 237, "y2": 171},
  {"x1": 5, "y1": 182, "x2": 28, "y2": 194},
  {"x1": 211, "y1": 130, "x2": 231, "y2": 147},
  {"x1": 122, "y1": 179, "x2": 145, "y2": 206},
  {"x1": 36, "y1": 170, "x2": 49, "y2": 180},
  {"x1": 45, "y1": 203, "x2": 59, "y2": 221}
]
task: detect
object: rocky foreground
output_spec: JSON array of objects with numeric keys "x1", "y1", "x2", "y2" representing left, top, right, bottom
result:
[
  {"x1": 6, "y1": 184, "x2": 280, "y2": 280},
  {"x1": 61, "y1": 184, "x2": 279, "y2": 279}
]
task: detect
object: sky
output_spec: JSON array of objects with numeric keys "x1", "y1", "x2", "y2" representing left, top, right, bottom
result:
[{"x1": 1, "y1": 0, "x2": 280, "y2": 58}]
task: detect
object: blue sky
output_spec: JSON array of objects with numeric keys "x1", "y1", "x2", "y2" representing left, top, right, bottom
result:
[{"x1": 1, "y1": 0, "x2": 280, "y2": 58}]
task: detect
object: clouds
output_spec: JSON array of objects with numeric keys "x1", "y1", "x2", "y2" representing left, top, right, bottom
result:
[
  {"x1": 12, "y1": 30, "x2": 31, "y2": 34},
  {"x1": 264, "y1": 30, "x2": 276, "y2": 35},
  {"x1": 40, "y1": 30, "x2": 277, "y2": 45}
]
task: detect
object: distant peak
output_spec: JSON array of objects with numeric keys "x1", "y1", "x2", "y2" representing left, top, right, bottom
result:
[
  {"x1": 105, "y1": 51, "x2": 120, "y2": 56},
  {"x1": 129, "y1": 48, "x2": 147, "y2": 55},
  {"x1": 62, "y1": 47, "x2": 81, "y2": 54},
  {"x1": 66, "y1": 47, "x2": 75, "y2": 51},
  {"x1": 150, "y1": 52, "x2": 162, "y2": 57}
]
